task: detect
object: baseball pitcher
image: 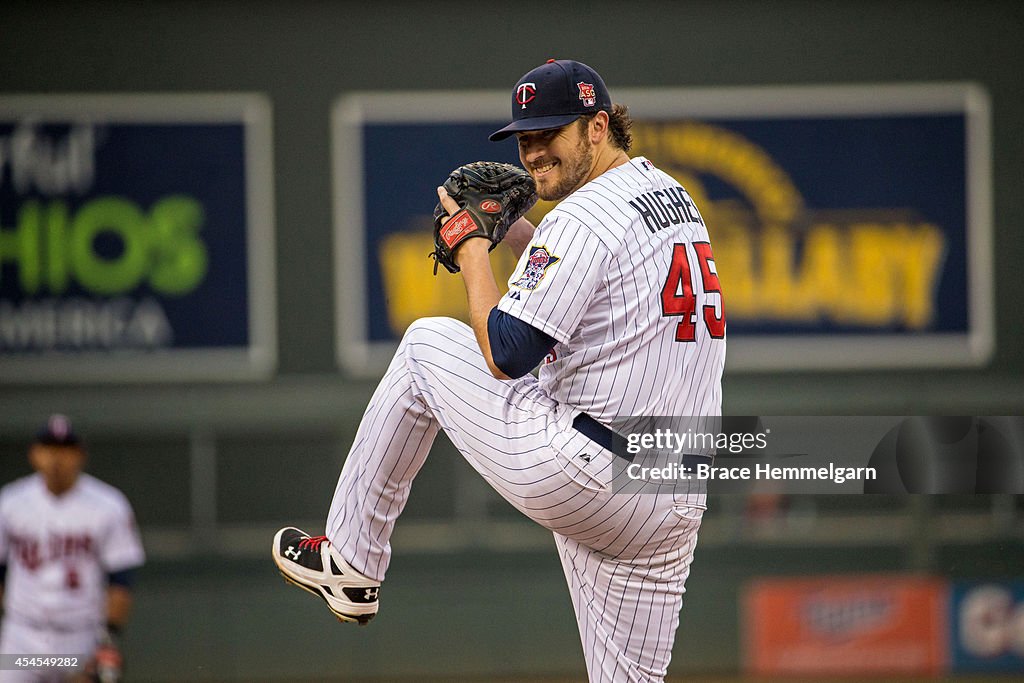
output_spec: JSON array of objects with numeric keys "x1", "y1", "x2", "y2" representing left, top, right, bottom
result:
[{"x1": 274, "y1": 59, "x2": 726, "y2": 682}]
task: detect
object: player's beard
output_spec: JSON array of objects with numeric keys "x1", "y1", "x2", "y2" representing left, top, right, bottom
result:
[{"x1": 538, "y1": 132, "x2": 594, "y2": 201}]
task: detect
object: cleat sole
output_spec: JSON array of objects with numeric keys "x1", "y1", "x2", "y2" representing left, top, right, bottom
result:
[{"x1": 277, "y1": 569, "x2": 375, "y2": 625}]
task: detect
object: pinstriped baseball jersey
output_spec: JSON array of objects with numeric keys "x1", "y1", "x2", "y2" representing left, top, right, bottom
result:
[
  {"x1": 323, "y1": 155, "x2": 724, "y2": 682},
  {"x1": 498, "y1": 156, "x2": 726, "y2": 424}
]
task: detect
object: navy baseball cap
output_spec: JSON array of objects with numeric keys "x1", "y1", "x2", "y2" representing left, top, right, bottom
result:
[
  {"x1": 489, "y1": 59, "x2": 613, "y2": 141},
  {"x1": 34, "y1": 414, "x2": 81, "y2": 447}
]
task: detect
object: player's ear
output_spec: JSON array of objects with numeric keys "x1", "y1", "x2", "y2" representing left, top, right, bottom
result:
[{"x1": 590, "y1": 111, "x2": 610, "y2": 145}]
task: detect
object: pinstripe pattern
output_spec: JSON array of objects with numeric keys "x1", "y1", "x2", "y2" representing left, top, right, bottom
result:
[
  {"x1": 499, "y1": 158, "x2": 725, "y2": 422},
  {"x1": 326, "y1": 157, "x2": 724, "y2": 682}
]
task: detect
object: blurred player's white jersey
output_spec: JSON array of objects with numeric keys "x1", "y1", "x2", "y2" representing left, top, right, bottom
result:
[
  {"x1": 0, "y1": 473, "x2": 145, "y2": 630},
  {"x1": 498, "y1": 156, "x2": 726, "y2": 423}
]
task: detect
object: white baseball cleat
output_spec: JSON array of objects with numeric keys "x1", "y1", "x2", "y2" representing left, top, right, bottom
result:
[{"x1": 272, "y1": 527, "x2": 380, "y2": 625}]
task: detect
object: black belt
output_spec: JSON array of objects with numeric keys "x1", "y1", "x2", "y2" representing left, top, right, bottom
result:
[
  {"x1": 572, "y1": 412, "x2": 618, "y2": 453},
  {"x1": 572, "y1": 413, "x2": 714, "y2": 469}
]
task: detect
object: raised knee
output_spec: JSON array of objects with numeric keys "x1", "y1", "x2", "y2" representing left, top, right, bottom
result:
[{"x1": 399, "y1": 317, "x2": 459, "y2": 357}]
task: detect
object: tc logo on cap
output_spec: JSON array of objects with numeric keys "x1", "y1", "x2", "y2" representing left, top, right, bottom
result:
[
  {"x1": 516, "y1": 82, "x2": 537, "y2": 109},
  {"x1": 578, "y1": 82, "x2": 596, "y2": 107}
]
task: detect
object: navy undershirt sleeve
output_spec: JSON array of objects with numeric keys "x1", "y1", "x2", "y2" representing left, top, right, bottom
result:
[
  {"x1": 107, "y1": 568, "x2": 135, "y2": 589},
  {"x1": 487, "y1": 307, "x2": 557, "y2": 379}
]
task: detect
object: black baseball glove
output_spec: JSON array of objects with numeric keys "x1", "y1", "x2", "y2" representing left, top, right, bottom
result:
[{"x1": 431, "y1": 161, "x2": 537, "y2": 274}]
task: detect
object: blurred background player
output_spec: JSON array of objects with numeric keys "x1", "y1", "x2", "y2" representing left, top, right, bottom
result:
[{"x1": 0, "y1": 415, "x2": 145, "y2": 683}]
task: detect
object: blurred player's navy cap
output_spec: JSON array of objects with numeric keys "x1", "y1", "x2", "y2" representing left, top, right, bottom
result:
[
  {"x1": 34, "y1": 414, "x2": 81, "y2": 447},
  {"x1": 490, "y1": 59, "x2": 612, "y2": 141}
]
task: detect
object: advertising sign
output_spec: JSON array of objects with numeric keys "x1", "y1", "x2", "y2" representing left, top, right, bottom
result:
[
  {"x1": 744, "y1": 575, "x2": 948, "y2": 676},
  {"x1": 333, "y1": 84, "x2": 990, "y2": 375},
  {"x1": 0, "y1": 95, "x2": 275, "y2": 381},
  {"x1": 951, "y1": 581, "x2": 1024, "y2": 673}
]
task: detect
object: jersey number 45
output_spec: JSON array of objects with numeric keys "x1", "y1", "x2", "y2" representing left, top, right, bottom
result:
[{"x1": 661, "y1": 242, "x2": 725, "y2": 342}]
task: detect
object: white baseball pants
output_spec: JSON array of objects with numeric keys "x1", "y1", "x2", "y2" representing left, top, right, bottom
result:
[{"x1": 327, "y1": 317, "x2": 703, "y2": 682}]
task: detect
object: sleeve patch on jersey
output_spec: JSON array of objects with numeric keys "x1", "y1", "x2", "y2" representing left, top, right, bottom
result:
[{"x1": 512, "y1": 246, "x2": 560, "y2": 291}]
